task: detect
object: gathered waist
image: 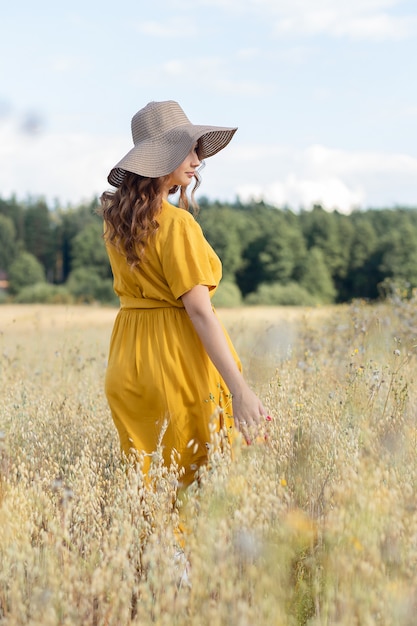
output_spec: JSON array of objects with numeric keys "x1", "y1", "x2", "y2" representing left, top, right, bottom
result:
[{"x1": 119, "y1": 295, "x2": 184, "y2": 310}]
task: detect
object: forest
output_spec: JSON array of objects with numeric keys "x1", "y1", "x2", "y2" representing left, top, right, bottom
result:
[{"x1": 1, "y1": 194, "x2": 417, "y2": 306}]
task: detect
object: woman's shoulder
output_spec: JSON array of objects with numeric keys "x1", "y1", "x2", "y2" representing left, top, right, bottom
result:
[{"x1": 160, "y1": 199, "x2": 198, "y2": 228}]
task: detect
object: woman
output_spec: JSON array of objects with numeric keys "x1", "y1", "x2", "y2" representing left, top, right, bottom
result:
[{"x1": 101, "y1": 100, "x2": 267, "y2": 488}]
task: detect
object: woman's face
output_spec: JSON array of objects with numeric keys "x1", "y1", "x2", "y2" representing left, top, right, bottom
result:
[{"x1": 165, "y1": 143, "x2": 201, "y2": 191}]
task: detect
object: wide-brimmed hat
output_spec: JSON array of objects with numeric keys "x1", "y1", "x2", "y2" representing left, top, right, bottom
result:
[{"x1": 107, "y1": 100, "x2": 237, "y2": 187}]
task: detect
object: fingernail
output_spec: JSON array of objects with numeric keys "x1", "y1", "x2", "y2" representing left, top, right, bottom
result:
[{"x1": 265, "y1": 415, "x2": 272, "y2": 422}]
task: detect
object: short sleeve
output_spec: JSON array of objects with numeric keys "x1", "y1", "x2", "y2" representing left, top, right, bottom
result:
[{"x1": 160, "y1": 212, "x2": 220, "y2": 300}]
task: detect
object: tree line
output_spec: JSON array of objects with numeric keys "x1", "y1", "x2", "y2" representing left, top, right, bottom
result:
[{"x1": 1, "y1": 194, "x2": 416, "y2": 306}]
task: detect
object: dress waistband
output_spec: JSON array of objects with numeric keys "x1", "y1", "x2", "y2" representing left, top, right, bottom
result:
[{"x1": 119, "y1": 296, "x2": 183, "y2": 310}]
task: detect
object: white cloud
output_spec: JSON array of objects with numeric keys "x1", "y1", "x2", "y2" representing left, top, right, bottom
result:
[
  {"x1": 306, "y1": 144, "x2": 417, "y2": 176},
  {"x1": 136, "y1": 17, "x2": 197, "y2": 37},
  {"x1": 0, "y1": 120, "x2": 124, "y2": 205},
  {"x1": 236, "y1": 176, "x2": 364, "y2": 214},
  {"x1": 201, "y1": 142, "x2": 417, "y2": 212},
  {"x1": 274, "y1": 11, "x2": 417, "y2": 41},
  {"x1": 173, "y1": 0, "x2": 417, "y2": 40},
  {"x1": 182, "y1": 0, "x2": 403, "y2": 15}
]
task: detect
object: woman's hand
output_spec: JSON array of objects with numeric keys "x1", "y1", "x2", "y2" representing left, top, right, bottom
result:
[
  {"x1": 181, "y1": 285, "x2": 268, "y2": 444},
  {"x1": 230, "y1": 384, "x2": 268, "y2": 443}
]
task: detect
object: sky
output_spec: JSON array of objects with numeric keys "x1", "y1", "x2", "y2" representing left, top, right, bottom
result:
[{"x1": 1, "y1": 0, "x2": 417, "y2": 213}]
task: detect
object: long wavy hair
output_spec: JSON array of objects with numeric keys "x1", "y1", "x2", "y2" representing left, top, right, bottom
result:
[{"x1": 99, "y1": 169, "x2": 201, "y2": 268}]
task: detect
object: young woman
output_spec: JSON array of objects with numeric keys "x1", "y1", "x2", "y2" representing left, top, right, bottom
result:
[{"x1": 101, "y1": 100, "x2": 267, "y2": 488}]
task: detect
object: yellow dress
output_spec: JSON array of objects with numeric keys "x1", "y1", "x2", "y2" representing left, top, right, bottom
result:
[{"x1": 104, "y1": 199, "x2": 241, "y2": 486}]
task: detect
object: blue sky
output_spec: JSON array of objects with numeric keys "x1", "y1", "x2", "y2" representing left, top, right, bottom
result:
[{"x1": 1, "y1": 0, "x2": 417, "y2": 212}]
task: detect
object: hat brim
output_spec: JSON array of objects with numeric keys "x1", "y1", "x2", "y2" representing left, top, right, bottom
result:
[{"x1": 107, "y1": 124, "x2": 237, "y2": 188}]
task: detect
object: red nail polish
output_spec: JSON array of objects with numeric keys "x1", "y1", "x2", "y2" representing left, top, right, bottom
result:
[{"x1": 265, "y1": 415, "x2": 272, "y2": 422}]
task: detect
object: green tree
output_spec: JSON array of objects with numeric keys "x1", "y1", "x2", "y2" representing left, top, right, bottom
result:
[
  {"x1": 245, "y1": 282, "x2": 315, "y2": 306},
  {"x1": 334, "y1": 213, "x2": 355, "y2": 284},
  {"x1": 344, "y1": 216, "x2": 379, "y2": 299},
  {"x1": 0, "y1": 196, "x2": 24, "y2": 240},
  {"x1": 378, "y1": 220, "x2": 417, "y2": 288},
  {"x1": 8, "y1": 251, "x2": 46, "y2": 295},
  {"x1": 70, "y1": 221, "x2": 111, "y2": 279},
  {"x1": 0, "y1": 215, "x2": 17, "y2": 270},
  {"x1": 299, "y1": 205, "x2": 351, "y2": 281},
  {"x1": 23, "y1": 200, "x2": 56, "y2": 279},
  {"x1": 66, "y1": 267, "x2": 116, "y2": 304},
  {"x1": 237, "y1": 212, "x2": 307, "y2": 296},
  {"x1": 54, "y1": 199, "x2": 101, "y2": 281},
  {"x1": 14, "y1": 283, "x2": 73, "y2": 304},
  {"x1": 212, "y1": 281, "x2": 242, "y2": 308},
  {"x1": 198, "y1": 206, "x2": 249, "y2": 281},
  {"x1": 299, "y1": 246, "x2": 336, "y2": 303}
]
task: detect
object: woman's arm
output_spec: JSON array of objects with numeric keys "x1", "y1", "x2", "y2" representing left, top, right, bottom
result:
[{"x1": 181, "y1": 284, "x2": 266, "y2": 437}]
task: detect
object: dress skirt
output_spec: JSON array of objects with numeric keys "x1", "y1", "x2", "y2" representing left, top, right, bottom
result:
[{"x1": 105, "y1": 305, "x2": 239, "y2": 486}]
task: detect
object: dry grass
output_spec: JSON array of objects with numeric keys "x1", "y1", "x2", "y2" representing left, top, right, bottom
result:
[{"x1": 1, "y1": 302, "x2": 417, "y2": 625}]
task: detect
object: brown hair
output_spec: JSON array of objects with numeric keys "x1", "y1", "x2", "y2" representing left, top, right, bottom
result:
[{"x1": 99, "y1": 170, "x2": 201, "y2": 268}]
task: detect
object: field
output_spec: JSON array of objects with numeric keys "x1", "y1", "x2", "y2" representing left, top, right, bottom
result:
[{"x1": 1, "y1": 302, "x2": 417, "y2": 625}]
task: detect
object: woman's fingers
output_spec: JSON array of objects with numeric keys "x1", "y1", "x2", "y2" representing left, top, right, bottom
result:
[
  {"x1": 232, "y1": 392, "x2": 272, "y2": 445},
  {"x1": 233, "y1": 401, "x2": 272, "y2": 446}
]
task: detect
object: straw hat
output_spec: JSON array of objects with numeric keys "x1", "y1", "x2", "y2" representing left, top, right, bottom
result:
[{"x1": 107, "y1": 100, "x2": 237, "y2": 187}]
